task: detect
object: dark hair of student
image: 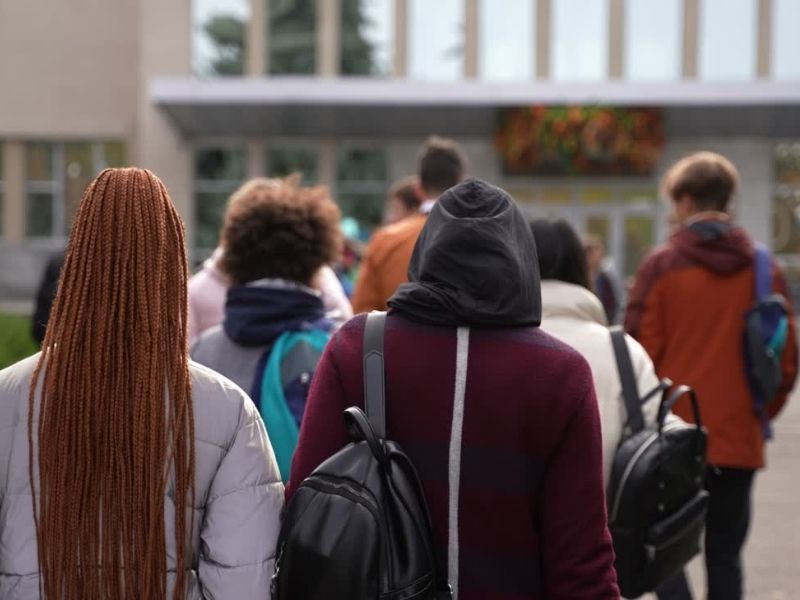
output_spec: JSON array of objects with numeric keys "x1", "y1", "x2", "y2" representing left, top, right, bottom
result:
[
  {"x1": 389, "y1": 175, "x2": 422, "y2": 211},
  {"x1": 416, "y1": 136, "x2": 467, "y2": 197},
  {"x1": 529, "y1": 219, "x2": 591, "y2": 290}
]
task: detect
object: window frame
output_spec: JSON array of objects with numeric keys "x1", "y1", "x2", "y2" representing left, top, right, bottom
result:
[
  {"x1": 25, "y1": 141, "x2": 125, "y2": 240},
  {"x1": 193, "y1": 140, "x2": 249, "y2": 251}
]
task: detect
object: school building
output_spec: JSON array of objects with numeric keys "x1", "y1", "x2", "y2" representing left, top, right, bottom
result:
[{"x1": 1, "y1": 0, "x2": 800, "y2": 302}]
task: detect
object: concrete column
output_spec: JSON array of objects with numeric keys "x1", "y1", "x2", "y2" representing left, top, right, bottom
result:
[
  {"x1": 608, "y1": 0, "x2": 624, "y2": 79},
  {"x1": 318, "y1": 139, "x2": 337, "y2": 192},
  {"x1": 394, "y1": 0, "x2": 408, "y2": 77},
  {"x1": 464, "y1": 0, "x2": 478, "y2": 78},
  {"x1": 536, "y1": 0, "x2": 550, "y2": 79},
  {"x1": 247, "y1": 0, "x2": 266, "y2": 75},
  {"x1": 317, "y1": 0, "x2": 340, "y2": 76},
  {"x1": 247, "y1": 139, "x2": 265, "y2": 178},
  {"x1": 2, "y1": 141, "x2": 25, "y2": 242},
  {"x1": 757, "y1": 0, "x2": 772, "y2": 78},
  {"x1": 136, "y1": 0, "x2": 193, "y2": 250},
  {"x1": 682, "y1": 0, "x2": 699, "y2": 79}
]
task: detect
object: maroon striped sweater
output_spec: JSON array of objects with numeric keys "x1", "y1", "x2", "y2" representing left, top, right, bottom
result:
[{"x1": 287, "y1": 313, "x2": 620, "y2": 599}]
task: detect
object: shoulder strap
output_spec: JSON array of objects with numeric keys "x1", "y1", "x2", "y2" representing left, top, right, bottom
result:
[
  {"x1": 610, "y1": 326, "x2": 645, "y2": 433},
  {"x1": 754, "y1": 243, "x2": 772, "y2": 302},
  {"x1": 446, "y1": 327, "x2": 469, "y2": 600},
  {"x1": 363, "y1": 311, "x2": 387, "y2": 439}
]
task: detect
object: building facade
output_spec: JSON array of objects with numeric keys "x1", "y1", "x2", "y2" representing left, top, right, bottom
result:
[{"x1": 1, "y1": 0, "x2": 800, "y2": 302}]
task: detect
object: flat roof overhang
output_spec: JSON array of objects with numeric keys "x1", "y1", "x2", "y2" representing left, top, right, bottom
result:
[{"x1": 151, "y1": 78, "x2": 800, "y2": 138}]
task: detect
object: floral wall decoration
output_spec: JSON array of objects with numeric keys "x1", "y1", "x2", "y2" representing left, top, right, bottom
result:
[{"x1": 494, "y1": 106, "x2": 665, "y2": 176}]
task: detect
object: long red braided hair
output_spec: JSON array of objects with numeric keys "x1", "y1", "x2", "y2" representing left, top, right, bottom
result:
[{"x1": 29, "y1": 167, "x2": 195, "y2": 599}]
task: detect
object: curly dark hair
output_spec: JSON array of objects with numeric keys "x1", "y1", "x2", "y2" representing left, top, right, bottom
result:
[{"x1": 219, "y1": 176, "x2": 342, "y2": 286}]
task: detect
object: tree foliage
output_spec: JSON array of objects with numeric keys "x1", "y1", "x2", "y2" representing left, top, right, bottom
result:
[{"x1": 202, "y1": 0, "x2": 379, "y2": 76}]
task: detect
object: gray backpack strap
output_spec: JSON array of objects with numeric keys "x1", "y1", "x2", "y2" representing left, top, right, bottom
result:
[
  {"x1": 610, "y1": 326, "x2": 645, "y2": 433},
  {"x1": 447, "y1": 327, "x2": 470, "y2": 600},
  {"x1": 363, "y1": 311, "x2": 387, "y2": 439}
]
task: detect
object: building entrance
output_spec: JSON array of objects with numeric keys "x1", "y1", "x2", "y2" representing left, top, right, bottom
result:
[{"x1": 504, "y1": 181, "x2": 665, "y2": 284}]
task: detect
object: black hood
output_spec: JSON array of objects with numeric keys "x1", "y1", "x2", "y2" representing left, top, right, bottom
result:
[{"x1": 388, "y1": 179, "x2": 541, "y2": 327}]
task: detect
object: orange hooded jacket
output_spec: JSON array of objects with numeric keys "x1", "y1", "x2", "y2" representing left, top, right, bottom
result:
[
  {"x1": 351, "y1": 213, "x2": 427, "y2": 313},
  {"x1": 626, "y1": 218, "x2": 798, "y2": 470}
]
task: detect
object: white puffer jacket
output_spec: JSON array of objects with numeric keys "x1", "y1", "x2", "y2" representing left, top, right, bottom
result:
[
  {"x1": 539, "y1": 280, "x2": 662, "y2": 485},
  {"x1": 0, "y1": 354, "x2": 284, "y2": 599}
]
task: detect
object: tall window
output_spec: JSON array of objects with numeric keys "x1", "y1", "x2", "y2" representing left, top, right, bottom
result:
[
  {"x1": 266, "y1": 146, "x2": 320, "y2": 184},
  {"x1": 337, "y1": 147, "x2": 388, "y2": 228},
  {"x1": 772, "y1": 0, "x2": 800, "y2": 80},
  {"x1": 699, "y1": 0, "x2": 756, "y2": 80},
  {"x1": 194, "y1": 144, "x2": 247, "y2": 249},
  {"x1": 269, "y1": 0, "x2": 317, "y2": 74},
  {"x1": 408, "y1": 0, "x2": 464, "y2": 80},
  {"x1": 341, "y1": 0, "x2": 393, "y2": 76},
  {"x1": 773, "y1": 143, "x2": 800, "y2": 306},
  {"x1": 192, "y1": 0, "x2": 250, "y2": 76},
  {"x1": 26, "y1": 142, "x2": 126, "y2": 238},
  {"x1": 624, "y1": 0, "x2": 682, "y2": 80},
  {"x1": 551, "y1": 0, "x2": 608, "y2": 81},
  {"x1": 478, "y1": 0, "x2": 534, "y2": 80},
  {"x1": 774, "y1": 143, "x2": 800, "y2": 254}
]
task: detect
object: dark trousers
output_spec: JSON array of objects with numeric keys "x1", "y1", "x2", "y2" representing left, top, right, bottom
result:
[{"x1": 656, "y1": 467, "x2": 755, "y2": 600}]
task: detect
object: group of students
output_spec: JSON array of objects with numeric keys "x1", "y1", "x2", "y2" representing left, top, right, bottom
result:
[{"x1": 0, "y1": 135, "x2": 796, "y2": 599}]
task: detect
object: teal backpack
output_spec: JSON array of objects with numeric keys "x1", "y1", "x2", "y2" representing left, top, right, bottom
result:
[{"x1": 259, "y1": 329, "x2": 331, "y2": 481}]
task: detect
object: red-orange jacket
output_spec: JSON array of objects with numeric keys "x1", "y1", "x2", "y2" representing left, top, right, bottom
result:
[
  {"x1": 351, "y1": 214, "x2": 427, "y2": 313},
  {"x1": 626, "y1": 219, "x2": 798, "y2": 470}
]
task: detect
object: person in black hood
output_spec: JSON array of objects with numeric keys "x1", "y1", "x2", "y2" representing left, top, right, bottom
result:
[
  {"x1": 389, "y1": 178, "x2": 541, "y2": 327},
  {"x1": 287, "y1": 178, "x2": 620, "y2": 599},
  {"x1": 191, "y1": 176, "x2": 342, "y2": 481}
]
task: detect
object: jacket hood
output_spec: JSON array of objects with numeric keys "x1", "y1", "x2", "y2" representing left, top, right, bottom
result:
[
  {"x1": 388, "y1": 178, "x2": 541, "y2": 327},
  {"x1": 541, "y1": 280, "x2": 608, "y2": 326},
  {"x1": 224, "y1": 280, "x2": 328, "y2": 346},
  {"x1": 672, "y1": 218, "x2": 753, "y2": 276}
]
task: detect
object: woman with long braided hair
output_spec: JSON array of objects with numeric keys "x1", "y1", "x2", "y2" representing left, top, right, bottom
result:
[{"x1": 0, "y1": 168, "x2": 283, "y2": 599}]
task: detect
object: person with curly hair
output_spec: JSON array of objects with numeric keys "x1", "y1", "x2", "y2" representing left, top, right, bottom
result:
[{"x1": 191, "y1": 177, "x2": 343, "y2": 482}]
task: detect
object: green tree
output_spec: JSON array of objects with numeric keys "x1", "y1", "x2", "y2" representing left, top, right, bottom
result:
[
  {"x1": 340, "y1": 0, "x2": 379, "y2": 75},
  {"x1": 268, "y1": 0, "x2": 316, "y2": 74},
  {"x1": 202, "y1": 0, "x2": 379, "y2": 76},
  {"x1": 203, "y1": 15, "x2": 246, "y2": 75}
]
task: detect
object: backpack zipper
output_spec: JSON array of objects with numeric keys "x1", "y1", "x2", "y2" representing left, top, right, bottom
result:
[
  {"x1": 302, "y1": 475, "x2": 394, "y2": 590},
  {"x1": 609, "y1": 421, "x2": 687, "y2": 523}
]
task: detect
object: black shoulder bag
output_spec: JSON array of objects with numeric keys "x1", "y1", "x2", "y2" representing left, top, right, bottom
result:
[{"x1": 607, "y1": 326, "x2": 710, "y2": 598}]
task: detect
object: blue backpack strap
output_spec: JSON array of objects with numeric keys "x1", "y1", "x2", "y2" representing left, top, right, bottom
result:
[
  {"x1": 754, "y1": 243, "x2": 772, "y2": 302},
  {"x1": 259, "y1": 329, "x2": 331, "y2": 482}
]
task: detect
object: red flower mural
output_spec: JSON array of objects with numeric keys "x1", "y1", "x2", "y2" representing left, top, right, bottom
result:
[{"x1": 494, "y1": 106, "x2": 665, "y2": 176}]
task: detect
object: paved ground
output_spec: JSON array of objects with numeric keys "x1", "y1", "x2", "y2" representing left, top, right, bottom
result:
[{"x1": 645, "y1": 388, "x2": 800, "y2": 599}]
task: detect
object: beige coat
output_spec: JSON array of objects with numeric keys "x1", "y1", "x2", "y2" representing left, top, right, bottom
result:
[{"x1": 539, "y1": 279, "x2": 661, "y2": 485}]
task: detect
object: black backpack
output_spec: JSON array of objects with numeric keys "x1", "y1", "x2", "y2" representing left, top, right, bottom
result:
[
  {"x1": 271, "y1": 312, "x2": 452, "y2": 599},
  {"x1": 607, "y1": 327, "x2": 709, "y2": 599}
]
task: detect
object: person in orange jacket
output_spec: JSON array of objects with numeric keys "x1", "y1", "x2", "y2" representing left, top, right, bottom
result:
[
  {"x1": 626, "y1": 152, "x2": 799, "y2": 600},
  {"x1": 351, "y1": 136, "x2": 467, "y2": 313}
]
